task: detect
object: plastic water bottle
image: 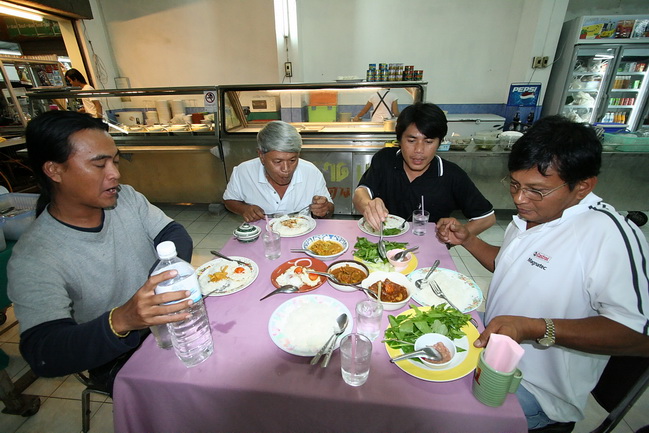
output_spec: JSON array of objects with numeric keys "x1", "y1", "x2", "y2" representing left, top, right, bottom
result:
[{"x1": 152, "y1": 241, "x2": 213, "y2": 367}]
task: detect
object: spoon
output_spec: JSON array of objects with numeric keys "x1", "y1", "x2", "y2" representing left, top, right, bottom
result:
[
  {"x1": 414, "y1": 259, "x2": 440, "y2": 291},
  {"x1": 259, "y1": 285, "x2": 300, "y2": 301},
  {"x1": 392, "y1": 246, "x2": 419, "y2": 262},
  {"x1": 307, "y1": 271, "x2": 379, "y2": 300},
  {"x1": 310, "y1": 313, "x2": 348, "y2": 365},
  {"x1": 390, "y1": 346, "x2": 442, "y2": 363},
  {"x1": 290, "y1": 248, "x2": 312, "y2": 254},
  {"x1": 321, "y1": 314, "x2": 350, "y2": 368},
  {"x1": 377, "y1": 225, "x2": 388, "y2": 261}
]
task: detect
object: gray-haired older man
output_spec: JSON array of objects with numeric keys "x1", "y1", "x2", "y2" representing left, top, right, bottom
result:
[{"x1": 223, "y1": 121, "x2": 334, "y2": 222}]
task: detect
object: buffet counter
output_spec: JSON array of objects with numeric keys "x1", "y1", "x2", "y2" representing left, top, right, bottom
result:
[{"x1": 27, "y1": 87, "x2": 226, "y2": 204}]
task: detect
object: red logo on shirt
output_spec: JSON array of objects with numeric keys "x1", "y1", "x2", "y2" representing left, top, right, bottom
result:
[{"x1": 533, "y1": 251, "x2": 551, "y2": 262}]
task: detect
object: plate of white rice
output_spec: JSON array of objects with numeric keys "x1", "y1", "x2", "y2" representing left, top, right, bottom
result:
[
  {"x1": 268, "y1": 294, "x2": 353, "y2": 356},
  {"x1": 407, "y1": 267, "x2": 483, "y2": 313}
]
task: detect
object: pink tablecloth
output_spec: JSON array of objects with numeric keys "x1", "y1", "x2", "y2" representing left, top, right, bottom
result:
[{"x1": 113, "y1": 219, "x2": 526, "y2": 433}]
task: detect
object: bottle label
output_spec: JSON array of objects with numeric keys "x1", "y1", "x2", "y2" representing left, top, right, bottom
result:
[{"x1": 154, "y1": 264, "x2": 202, "y2": 304}]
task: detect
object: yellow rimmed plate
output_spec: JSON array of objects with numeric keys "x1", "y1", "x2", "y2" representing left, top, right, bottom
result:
[{"x1": 385, "y1": 307, "x2": 482, "y2": 382}]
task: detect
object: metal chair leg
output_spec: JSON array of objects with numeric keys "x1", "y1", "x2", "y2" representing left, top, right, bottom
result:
[{"x1": 81, "y1": 387, "x2": 91, "y2": 433}]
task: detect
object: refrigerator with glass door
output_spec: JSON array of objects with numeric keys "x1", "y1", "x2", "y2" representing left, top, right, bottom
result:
[{"x1": 543, "y1": 15, "x2": 649, "y2": 131}]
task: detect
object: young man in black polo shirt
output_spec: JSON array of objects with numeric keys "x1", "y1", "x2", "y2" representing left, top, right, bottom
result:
[{"x1": 353, "y1": 102, "x2": 495, "y2": 234}]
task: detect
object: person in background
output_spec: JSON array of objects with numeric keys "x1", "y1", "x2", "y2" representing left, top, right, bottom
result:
[
  {"x1": 8, "y1": 111, "x2": 193, "y2": 395},
  {"x1": 353, "y1": 88, "x2": 399, "y2": 122},
  {"x1": 64, "y1": 68, "x2": 103, "y2": 119},
  {"x1": 223, "y1": 120, "x2": 334, "y2": 222},
  {"x1": 436, "y1": 116, "x2": 649, "y2": 430},
  {"x1": 353, "y1": 102, "x2": 495, "y2": 234}
]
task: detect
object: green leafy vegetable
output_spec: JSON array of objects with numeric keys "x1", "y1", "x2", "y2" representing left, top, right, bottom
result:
[
  {"x1": 383, "y1": 304, "x2": 471, "y2": 354},
  {"x1": 352, "y1": 237, "x2": 407, "y2": 264},
  {"x1": 382, "y1": 228, "x2": 401, "y2": 236}
]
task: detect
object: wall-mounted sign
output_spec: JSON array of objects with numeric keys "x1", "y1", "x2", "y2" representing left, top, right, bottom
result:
[{"x1": 507, "y1": 83, "x2": 541, "y2": 107}]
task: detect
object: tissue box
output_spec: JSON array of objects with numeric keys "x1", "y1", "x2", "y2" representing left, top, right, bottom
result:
[{"x1": 0, "y1": 193, "x2": 38, "y2": 240}]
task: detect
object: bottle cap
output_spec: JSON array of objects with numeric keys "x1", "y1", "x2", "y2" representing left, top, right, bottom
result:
[{"x1": 156, "y1": 241, "x2": 177, "y2": 260}]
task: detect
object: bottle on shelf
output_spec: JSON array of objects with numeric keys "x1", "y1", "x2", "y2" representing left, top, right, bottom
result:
[
  {"x1": 152, "y1": 241, "x2": 214, "y2": 367},
  {"x1": 509, "y1": 111, "x2": 521, "y2": 131},
  {"x1": 526, "y1": 111, "x2": 535, "y2": 127}
]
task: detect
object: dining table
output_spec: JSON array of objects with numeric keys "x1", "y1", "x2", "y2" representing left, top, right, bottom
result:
[{"x1": 112, "y1": 218, "x2": 526, "y2": 433}]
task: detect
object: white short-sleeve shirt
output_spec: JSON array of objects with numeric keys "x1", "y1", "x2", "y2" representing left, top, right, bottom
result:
[
  {"x1": 223, "y1": 157, "x2": 332, "y2": 216},
  {"x1": 369, "y1": 90, "x2": 397, "y2": 121},
  {"x1": 486, "y1": 193, "x2": 649, "y2": 422}
]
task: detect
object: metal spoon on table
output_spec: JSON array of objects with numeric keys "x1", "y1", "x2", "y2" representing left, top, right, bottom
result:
[
  {"x1": 310, "y1": 313, "x2": 348, "y2": 365},
  {"x1": 414, "y1": 259, "x2": 440, "y2": 291},
  {"x1": 307, "y1": 271, "x2": 379, "y2": 300},
  {"x1": 392, "y1": 246, "x2": 419, "y2": 262},
  {"x1": 377, "y1": 224, "x2": 388, "y2": 261},
  {"x1": 390, "y1": 346, "x2": 442, "y2": 363},
  {"x1": 259, "y1": 285, "x2": 300, "y2": 301},
  {"x1": 321, "y1": 314, "x2": 350, "y2": 368}
]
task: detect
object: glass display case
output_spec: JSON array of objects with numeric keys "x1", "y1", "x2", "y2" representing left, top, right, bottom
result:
[
  {"x1": 0, "y1": 56, "x2": 63, "y2": 135},
  {"x1": 27, "y1": 86, "x2": 226, "y2": 204},
  {"x1": 218, "y1": 81, "x2": 426, "y2": 215}
]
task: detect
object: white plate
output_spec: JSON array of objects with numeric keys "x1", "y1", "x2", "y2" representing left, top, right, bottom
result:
[
  {"x1": 407, "y1": 267, "x2": 483, "y2": 313},
  {"x1": 269, "y1": 215, "x2": 316, "y2": 237},
  {"x1": 196, "y1": 257, "x2": 259, "y2": 296},
  {"x1": 268, "y1": 294, "x2": 353, "y2": 356},
  {"x1": 358, "y1": 215, "x2": 409, "y2": 237}
]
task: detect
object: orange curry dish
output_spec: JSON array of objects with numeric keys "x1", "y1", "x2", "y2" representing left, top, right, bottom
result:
[{"x1": 369, "y1": 279, "x2": 408, "y2": 303}]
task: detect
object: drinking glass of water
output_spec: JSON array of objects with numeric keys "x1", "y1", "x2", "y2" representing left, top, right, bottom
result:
[
  {"x1": 412, "y1": 210, "x2": 430, "y2": 236},
  {"x1": 340, "y1": 333, "x2": 372, "y2": 386},
  {"x1": 263, "y1": 228, "x2": 281, "y2": 260},
  {"x1": 355, "y1": 299, "x2": 383, "y2": 341}
]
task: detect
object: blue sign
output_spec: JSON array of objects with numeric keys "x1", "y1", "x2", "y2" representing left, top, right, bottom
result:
[{"x1": 507, "y1": 83, "x2": 541, "y2": 107}]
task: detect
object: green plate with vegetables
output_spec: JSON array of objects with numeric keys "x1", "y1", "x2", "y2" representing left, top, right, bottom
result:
[
  {"x1": 358, "y1": 214, "x2": 409, "y2": 237},
  {"x1": 383, "y1": 305, "x2": 482, "y2": 382}
]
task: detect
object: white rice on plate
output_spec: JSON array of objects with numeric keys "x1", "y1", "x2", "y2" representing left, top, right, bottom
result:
[{"x1": 281, "y1": 303, "x2": 340, "y2": 354}]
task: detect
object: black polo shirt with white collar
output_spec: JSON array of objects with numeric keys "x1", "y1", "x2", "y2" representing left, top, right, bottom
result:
[{"x1": 357, "y1": 147, "x2": 493, "y2": 223}]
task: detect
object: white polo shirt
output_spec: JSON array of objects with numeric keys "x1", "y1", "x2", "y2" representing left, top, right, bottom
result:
[
  {"x1": 486, "y1": 193, "x2": 649, "y2": 422},
  {"x1": 223, "y1": 157, "x2": 332, "y2": 216}
]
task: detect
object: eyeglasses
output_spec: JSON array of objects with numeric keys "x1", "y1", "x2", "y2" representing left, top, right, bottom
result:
[{"x1": 501, "y1": 176, "x2": 567, "y2": 201}]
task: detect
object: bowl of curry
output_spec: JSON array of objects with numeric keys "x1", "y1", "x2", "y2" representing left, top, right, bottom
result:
[
  {"x1": 302, "y1": 234, "x2": 348, "y2": 261},
  {"x1": 326, "y1": 260, "x2": 370, "y2": 292},
  {"x1": 360, "y1": 271, "x2": 414, "y2": 311}
]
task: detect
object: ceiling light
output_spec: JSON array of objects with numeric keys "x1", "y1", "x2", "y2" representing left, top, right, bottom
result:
[{"x1": 0, "y1": 2, "x2": 43, "y2": 22}]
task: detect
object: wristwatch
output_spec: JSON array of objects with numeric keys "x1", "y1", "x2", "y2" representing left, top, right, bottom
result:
[{"x1": 537, "y1": 318, "x2": 556, "y2": 347}]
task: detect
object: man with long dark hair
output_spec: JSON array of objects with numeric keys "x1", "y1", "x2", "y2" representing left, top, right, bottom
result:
[
  {"x1": 436, "y1": 115, "x2": 649, "y2": 430},
  {"x1": 8, "y1": 111, "x2": 192, "y2": 394}
]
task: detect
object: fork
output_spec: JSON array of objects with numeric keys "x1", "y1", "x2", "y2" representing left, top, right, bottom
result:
[
  {"x1": 210, "y1": 250, "x2": 249, "y2": 267},
  {"x1": 429, "y1": 280, "x2": 461, "y2": 312}
]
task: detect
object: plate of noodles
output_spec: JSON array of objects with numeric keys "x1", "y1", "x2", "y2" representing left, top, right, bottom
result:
[{"x1": 301, "y1": 234, "x2": 349, "y2": 261}]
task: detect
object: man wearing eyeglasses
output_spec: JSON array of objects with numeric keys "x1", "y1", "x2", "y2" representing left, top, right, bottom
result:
[{"x1": 436, "y1": 115, "x2": 649, "y2": 430}]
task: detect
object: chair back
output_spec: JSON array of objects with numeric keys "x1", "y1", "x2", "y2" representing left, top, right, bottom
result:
[{"x1": 590, "y1": 356, "x2": 649, "y2": 433}]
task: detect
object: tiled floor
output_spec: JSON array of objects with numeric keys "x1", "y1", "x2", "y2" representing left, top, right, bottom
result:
[{"x1": 1, "y1": 206, "x2": 648, "y2": 433}]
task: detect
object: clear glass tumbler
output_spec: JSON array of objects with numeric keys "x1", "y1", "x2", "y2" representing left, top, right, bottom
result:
[
  {"x1": 412, "y1": 210, "x2": 430, "y2": 236},
  {"x1": 355, "y1": 299, "x2": 383, "y2": 341},
  {"x1": 263, "y1": 228, "x2": 281, "y2": 260},
  {"x1": 340, "y1": 333, "x2": 372, "y2": 386}
]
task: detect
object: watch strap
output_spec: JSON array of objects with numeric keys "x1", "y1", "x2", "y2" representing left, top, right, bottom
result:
[{"x1": 537, "y1": 318, "x2": 555, "y2": 347}]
